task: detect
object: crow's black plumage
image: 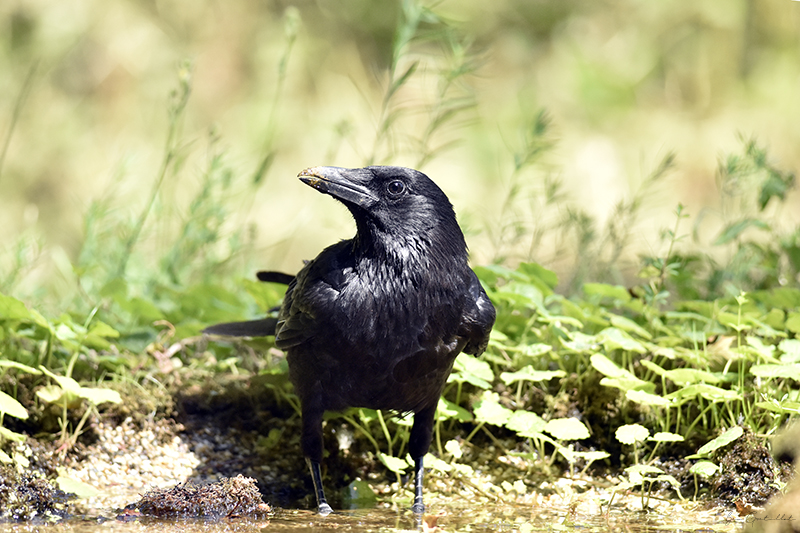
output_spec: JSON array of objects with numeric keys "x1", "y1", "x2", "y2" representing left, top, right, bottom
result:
[{"x1": 204, "y1": 166, "x2": 495, "y2": 515}]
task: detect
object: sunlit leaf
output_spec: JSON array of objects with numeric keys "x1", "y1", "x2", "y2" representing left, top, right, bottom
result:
[
  {"x1": 598, "y1": 328, "x2": 646, "y2": 353},
  {"x1": 500, "y1": 367, "x2": 565, "y2": 385},
  {"x1": 79, "y1": 387, "x2": 122, "y2": 406},
  {"x1": 750, "y1": 363, "x2": 800, "y2": 381},
  {"x1": 583, "y1": 283, "x2": 631, "y2": 302},
  {"x1": 0, "y1": 426, "x2": 27, "y2": 442},
  {"x1": 561, "y1": 332, "x2": 599, "y2": 353},
  {"x1": 665, "y1": 384, "x2": 739, "y2": 404},
  {"x1": 590, "y1": 353, "x2": 628, "y2": 378},
  {"x1": 56, "y1": 470, "x2": 99, "y2": 498},
  {"x1": 449, "y1": 353, "x2": 493, "y2": 389},
  {"x1": 609, "y1": 315, "x2": 652, "y2": 340},
  {"x1": 0, "y1": 361, "x2": 41, "y2": 374},
  {"x1": 424, "y1": 452, "x2": 452, "y2": 473},
  {"x1": 505, "y1": 410, "x2": 546, "y2": 438},
  {"x1": 444, "y1": 439, "x2": 463, "y2": 460},
  {"x1": 615, "y1": 424, "x2": 649, "y2": 445},
  {"x1": 625, "y1": 464, "x2": 663, "y2": 479},
  {"x1": 779, "y1": 339, "x2": 800, "y2": 363},
  {"x1": 626, "y1": 389, "x2": 670, "y2": 407},
  {"x1": 473, "y1": 391, "x2": 512, "y2": 426},
  {"x1": 40, "y1": 367, "x2": 81, "y2": 395},
  {"x1": 378, "y1": 453, "x2": 409, "y2": 474},
  {"x1": 0, "y1": 293, "x2": 31, "y2": 320},
  {"x1": 437, "y1": 397, "x2": 472, "y2": 422},
  {"x1": 755, "y1": 399, "x2": 800, "y2": 414},
  {"x1": 663, "y1": 368, "x2": 721, "y2": 385},
  {"x1": 690, "y1": 460, "x2": 719, "y2": 478},
  {"x1": 690, "y1": 426, "x2": 744, "y2": 457},
  {"x1": 786, "y1": 312, "x2": 800, "y2": 335},
  {"x1": 543, "y1": 418, "x2": 590, "y2": 441},
  {"x1": 0, "y1": 391, "x2": 28, "y2": 420},
  {"x1": 88, "y1": 321, "x2": 120, "y2": 338},
  {"x1": 650, "y1": 432, "x2": 684, "y2": 443}
]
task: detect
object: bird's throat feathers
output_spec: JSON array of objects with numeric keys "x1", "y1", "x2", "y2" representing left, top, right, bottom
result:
[{"x1": 351, "y1": 217, "x2": 469, "y2": 276}]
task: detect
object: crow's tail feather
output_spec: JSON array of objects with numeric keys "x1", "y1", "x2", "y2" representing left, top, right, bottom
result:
[
  {"x1": 203, "y1": 317, "x2": 278, "y2": 337},
  {"x1": 257, "y1": 271, "x2": 295, "y2": 284}
]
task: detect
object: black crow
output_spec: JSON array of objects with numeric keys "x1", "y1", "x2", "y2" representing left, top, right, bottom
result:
[{"x1": 205, "y1": 166, "x2": 495, "y2": 515}]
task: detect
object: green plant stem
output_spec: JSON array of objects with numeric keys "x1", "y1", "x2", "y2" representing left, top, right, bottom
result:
[{"x1": 115, "y1": 64, "x2": 192, "y2": 279}]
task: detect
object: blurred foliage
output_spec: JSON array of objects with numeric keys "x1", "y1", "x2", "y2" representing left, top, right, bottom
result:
[
  {"x1": 1, "y1": 0, "x2": 799, "y2": 295},
  {"x1": 0, "y1": 0, "x2": 799, "y2": 505}
]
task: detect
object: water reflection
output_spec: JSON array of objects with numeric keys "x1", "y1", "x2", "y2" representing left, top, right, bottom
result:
[{"x1": 0, "y1": 502, "x2": 744, "y2": 533}]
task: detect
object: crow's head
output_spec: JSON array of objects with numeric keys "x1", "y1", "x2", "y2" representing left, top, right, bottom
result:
[{"x1": 298, "y1": 166, "x2": 466, "y2": 258}]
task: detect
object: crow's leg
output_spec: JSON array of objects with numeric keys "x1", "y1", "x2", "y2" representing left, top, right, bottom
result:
[
  {"x1": 307, "y1": 457, "x2": 332, "y2": 515},
  {"x1": 409, "y1": 405, "x2": 437, "y2": 515},
  {"x1": 301, "y1": 398, "x2": 332, "y2": 515}
]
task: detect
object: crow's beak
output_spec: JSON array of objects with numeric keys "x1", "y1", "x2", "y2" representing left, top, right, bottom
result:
[{"x1": 298, "y1": 167, "x2": 378, "y2": 208}]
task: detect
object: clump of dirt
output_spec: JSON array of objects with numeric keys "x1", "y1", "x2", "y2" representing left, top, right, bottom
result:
[
  {"x1": 121, "y1": 475, "x2": 271, "y2": 520},
  {"x1": 712, "y1": 429, "x2": 790, "y2": 507},
  {"x1": 0, "y1": 465, "x2": 71, "y2": 521}
]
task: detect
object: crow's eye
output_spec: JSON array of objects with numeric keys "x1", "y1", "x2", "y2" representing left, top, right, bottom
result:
[{"x1": 386, "y1": 180, "x2": 406, "y2": 196}]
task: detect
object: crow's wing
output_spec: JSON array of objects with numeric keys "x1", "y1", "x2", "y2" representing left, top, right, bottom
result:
[{"x1": 459, "y1": 271, "x2": 496, "y2": 355}]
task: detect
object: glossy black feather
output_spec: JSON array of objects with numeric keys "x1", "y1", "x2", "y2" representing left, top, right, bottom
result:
[{"x1": 205, "y1": 165, "x2": 495, "y2": 514}]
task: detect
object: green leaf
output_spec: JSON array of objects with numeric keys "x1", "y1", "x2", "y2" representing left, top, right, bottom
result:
[
  {"x1": 56, "y1": 470, "x2": 99, "y2": 498},
  {"x1": 598, "y1": 328, "x2": 646, "y2": 353},
  {"x1": 691, "y1": 426, "x2": 744, "y2": 457},
  {"x1": 665, "y1": 384, "x2": 739, "y2": 404},
  {"x1": 0, "y1": 426, "x2": 27, "y2": 442},
  {"x1": 583, "y1": 283, "x2": 631, "y2": 302},
  {"x1": 0, "y1": 361, "x2": 42, "y2": 374},
  {"x1": 78, "y1": 387, "x2": 122, "y2": 406},
  {"x1": 87, "y1": 321, "x2": 120, "y2": 339},
  {"x1": 0, "y1": 391, "x2": 28, "y2": 420},
  {"x1": 609, "y1": 315, "x2": 652, "y2": 340},
  {"x1": 755, "y1": 399, "x2": 800, "y2": 414},
  {"x1": 343, "y1": 480, "x2": 377, "y2": 506},
  {"x1": 424, "y1": 452, "x2": 452, "y2": 473},
  {"x1": 473, "y1": 391, "x2": 512, "y2": 426},
  {"x1": 40, "y1": 367, "x2": 81, "y2": 395},
  {"x1": 750, "y1": 363, "x2": 800, "y2": 381},
  {"x1": 0, "y1": 293, "x2": 31, "y2": 320},
  {"x1": 713, "y1": 218, "x2": 770, "y2": 245},
  {"x1": 625, "y1": 464, "x2": 664, "y2": 479},
  {"x1": 689, "y1": 460, "x2": 719, "y2": 478},
  {"x1": 36, "y1": 384, "x2": 75, "y2": 405},
  {"x1": 517, "y1": 262, "x2": 558, "y2": 295},
  {"x1": 615, "y1": 424, "x2": 649, "y2": 445},
  {"x1": 505, "y1": 410, "x2": 546, "y2": 438},
  {"x1": 663, "y1": 368, "x2": 721, "y2": 385},
  {"x1": 444, "y1": 439, "x2": 463, "y2": 460},
  {"x1": 786, "y1": 312, "x2": 800, "y2": 335},
  {"x1": 561, "y1": 332, "x2": 599, "y2": 353},
  {"x1": 449, "y1": 353, "x2": 493, "y2": 389},
  {"x1": 590, "y1": 353, "x2": 628, "y2": 378},
  {"x1": 543, "y1": 418, "x2": 590, "y2": 441},
  {"x1": 650, "y1": 432, "x2": 685, "y2": 443},
  {"x1": 436, "y1": 397, "x2": 472, "y2": 422},
  {"x1": 626, "y1": 389, "x2": 670, "y2": 407},
  {"x1": 378, "y1": 453, "x2": 409, "y2": 474},
  {"x1": 500, "y1": 367, "x2": 565, "y2": 385},
  {"x1": 779, "y1": 339, "x2": 800, "y2": 363}
]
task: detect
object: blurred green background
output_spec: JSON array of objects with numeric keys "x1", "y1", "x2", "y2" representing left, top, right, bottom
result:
[{"x1": 1, "y1": 0, "x2": 799, "y2": 305}]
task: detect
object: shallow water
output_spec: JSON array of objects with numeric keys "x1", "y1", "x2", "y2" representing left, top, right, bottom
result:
[{"x1": 0, "y1": 502, "x2": 746, "y2": 533}]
